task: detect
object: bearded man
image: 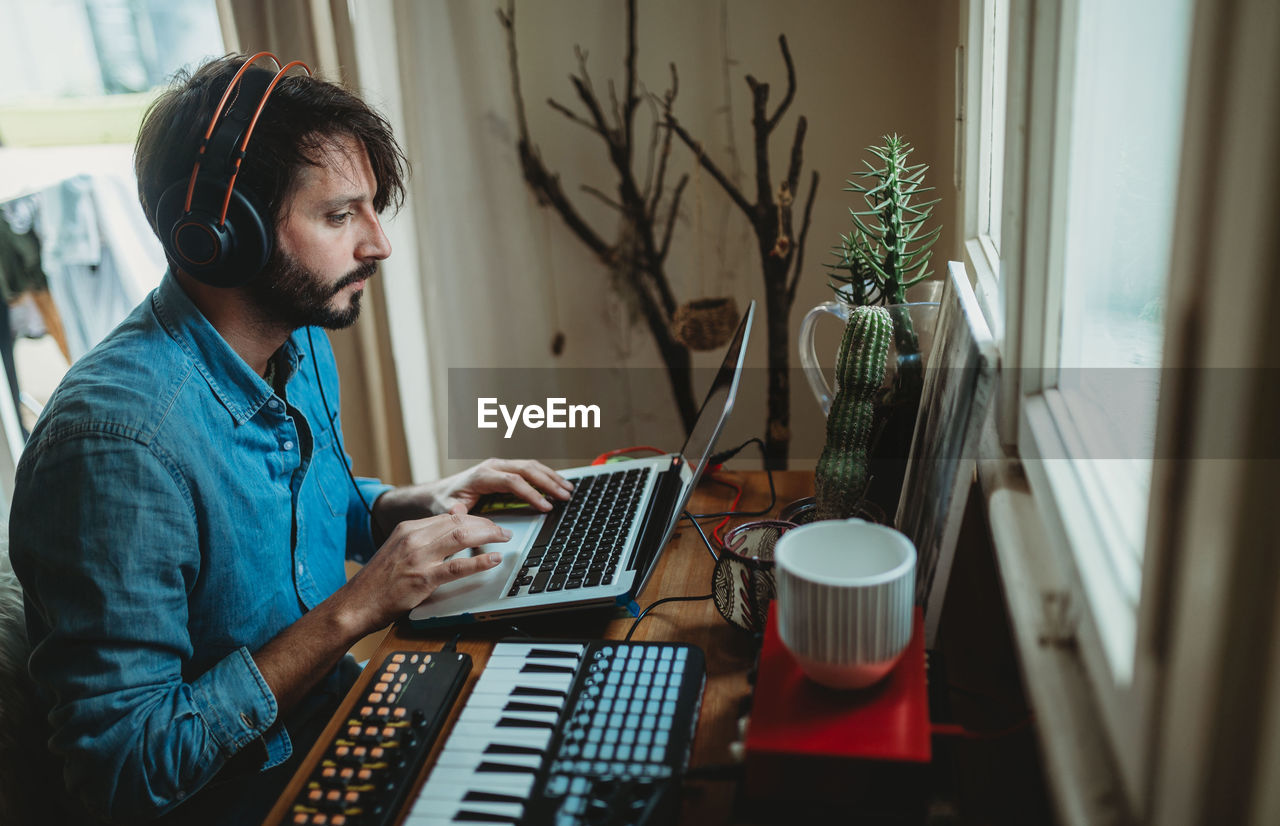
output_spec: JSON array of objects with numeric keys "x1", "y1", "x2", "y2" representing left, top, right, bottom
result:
[{"x1": 9, "y1": 53, "x2": 570, "y2": 825}]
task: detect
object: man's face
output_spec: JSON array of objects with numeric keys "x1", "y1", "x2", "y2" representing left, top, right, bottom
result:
[{"x1": 248, "y1": 134, "x2": 392, "y2": 329}]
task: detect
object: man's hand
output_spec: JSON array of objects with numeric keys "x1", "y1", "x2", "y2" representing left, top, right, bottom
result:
[
  {"x1": 254, "y1": 505, "x2": 511, "y2": 715},
  {"x1": 336, "y1": 505, "x2": 512, "y2": 633},
  {"x1": 372, "y1": 459, "x2": 573, "y2": 538}
]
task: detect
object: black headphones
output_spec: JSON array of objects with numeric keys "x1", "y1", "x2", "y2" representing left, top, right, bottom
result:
[{"x1": 153, "y1": 52, "x2": 312, "y2": 288}]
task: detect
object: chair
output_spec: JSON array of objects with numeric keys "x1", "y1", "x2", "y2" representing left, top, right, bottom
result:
[
  {"x1": 0, "y1": 529, "x2": 66, "y2": 825},
  {"x1": 895, "y1": 261, "x2": 997, "y2": 645}
]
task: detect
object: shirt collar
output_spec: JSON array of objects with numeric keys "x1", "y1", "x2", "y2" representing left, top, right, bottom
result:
[{"x1": 153, "y1": 271, "x2": 306, "y2": 425}]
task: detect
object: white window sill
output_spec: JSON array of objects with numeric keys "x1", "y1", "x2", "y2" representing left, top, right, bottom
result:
[{"x1": 975, "y1": 419, "x2": 1134, "y2": 826}]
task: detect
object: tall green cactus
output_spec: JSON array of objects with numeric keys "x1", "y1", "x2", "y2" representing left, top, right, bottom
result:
[{"x1": 815, "y1": 305, "x2": 893, "y2": 521}]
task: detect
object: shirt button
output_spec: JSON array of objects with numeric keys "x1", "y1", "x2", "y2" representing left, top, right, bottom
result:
[
  {"x1": 268, "y1": 399, "x2": 282, "y2": 410},
  {"x1": 297, "y1": 563, "x2": 304, "y2": 575},
  {"x1": 283, "y1": 440, "x2": 295, "y2": 451}
]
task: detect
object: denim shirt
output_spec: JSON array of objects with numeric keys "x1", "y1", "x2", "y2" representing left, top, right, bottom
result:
[{"x1": 9, "y1": 272, "x2": 391, "y2": 822}]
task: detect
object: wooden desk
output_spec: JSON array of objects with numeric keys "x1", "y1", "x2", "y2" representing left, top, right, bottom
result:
[{"x1": 265, "y1": 470, "x2": 812, "y2": 826}]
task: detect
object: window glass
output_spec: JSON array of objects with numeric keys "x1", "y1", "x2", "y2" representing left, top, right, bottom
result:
[{"x1": 1056, "y1": 0, "x2": 1194, "y2": 580}]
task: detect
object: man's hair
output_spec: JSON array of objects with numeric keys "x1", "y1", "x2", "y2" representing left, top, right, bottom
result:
[{"x1": 135, "y1": 54, "x2": 407, "y2": 243}]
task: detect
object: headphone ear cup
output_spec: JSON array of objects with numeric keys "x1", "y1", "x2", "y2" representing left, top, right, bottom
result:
[{"x1": 155, "y1": 178, "x2": 273, "y2": 288}]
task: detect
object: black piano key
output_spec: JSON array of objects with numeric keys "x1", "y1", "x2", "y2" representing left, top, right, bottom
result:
[
  {"x1": 463, "y1": 790, "x2": 529, "y2": 805},
  {"x1": 503, "y1": 700, "x2": 563, "y2": 714},
  {"x1": 511, "y1": 686, "x2": 567, "y2": 699},
  {"x1": 496, "y1": 716, "x2": 557, "y2": 729},
  {"x1": 453, "y1": 811, "x2": 521, "y2": 824},
  {"x1": 484, "y1": 743, "x2": 546, "y2": 757},
  {"x1": 519, "y1": 663, "x2": 576, "y2": 675},
  {"x1": 524, "y1": 648, "x2": 584, "y2": 660},
  {"x1": 476, "y1": 760, "x2": 540, "y2": 774}
]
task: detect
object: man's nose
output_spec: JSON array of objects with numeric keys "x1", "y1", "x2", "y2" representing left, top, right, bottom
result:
[{"x1": 359, "y1": 213, "x2": 392, "y2": 261}]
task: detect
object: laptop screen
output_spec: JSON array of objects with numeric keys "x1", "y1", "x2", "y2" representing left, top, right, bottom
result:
[{"x1": 678, "y1": 301, "x2": 754, "y2": 481}]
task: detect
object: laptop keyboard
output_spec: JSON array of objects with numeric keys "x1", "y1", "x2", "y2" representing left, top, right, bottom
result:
[{"x1": 506, "y1": 467, "x2": 652, "y2": 597}]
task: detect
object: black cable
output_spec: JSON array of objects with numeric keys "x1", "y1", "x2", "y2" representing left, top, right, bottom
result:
[
  {"x1": 307, "y1": 327, "x2": 388, "y2": 539},
  {"x1": 683, "y1": 510, "x2": 719, "y2": 563},
  {"x1": 685, "y1": 437, "x2": 776, "y2": 519},
  {"x1": 623, "y1": 508, "x2": 720, "y2": 641},
  {"x1": 623, "y1": 593, "x2": 712, "y2": 642}
]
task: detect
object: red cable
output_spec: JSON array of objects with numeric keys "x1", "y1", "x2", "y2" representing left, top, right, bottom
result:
[{"x1": 707, "y1": 473, "x2": 742, "y2": 550}]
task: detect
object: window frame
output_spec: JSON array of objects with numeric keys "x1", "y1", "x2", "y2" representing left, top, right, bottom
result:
[{"x1": 965, "y1": 0, "x2": 1196, "y2": 814}]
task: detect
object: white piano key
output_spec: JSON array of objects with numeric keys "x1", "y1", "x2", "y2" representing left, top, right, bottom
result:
[
  {"x1": 442, "y1": 731, "x2": 546, "y2": 753},
  {"x1": 489, "y1": 642, "x2": 586, "y2": 658},
  {"x1": 412, "y1": 795, "x2": 526, "y2": 822},
  {"x1": 435, "y1": 750, "x2": 543, "y2": 772},
  {"x1": 448, "y1": 721, "x2": 554, "y2": 749},
  {"x1": 415, "y1": 766, "x2": 536, "y2": 797},
  {"x1": 457, "y1": 706, "x2": 561, "y2": 726},
  {"x1": 462, "y1": 693, "x2": 565, "y2": 711},
  {"x1": 470, "y1": 672, "x2": 575, "y2": 693}
]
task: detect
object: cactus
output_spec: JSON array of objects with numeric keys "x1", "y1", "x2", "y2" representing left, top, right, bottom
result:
[
  {"x1": 827, "y1": 135, "x2": 940, "y2": 398},
  {"x1": 815, "y1": 305, "x2": 893, "y2": 521}
]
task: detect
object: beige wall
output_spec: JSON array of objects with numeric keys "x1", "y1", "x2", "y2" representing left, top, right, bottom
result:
[{"x1": 397, "y1": 0, "x2": 960, "y2": 472}]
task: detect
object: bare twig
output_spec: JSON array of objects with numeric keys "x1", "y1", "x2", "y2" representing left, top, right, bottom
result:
[
  {"x1": 788, "y1": 169, "x2": 820, "y2": 304},
  {"x1": 658, "y1": 173, "x2": 689, "y2": 262},
  {"x1": 766, "y1": 35, "x2": 796, "y2": 132},
  {"x1": 547, "y1": 97, "x2": 602, "y2": 135},
  {"x1": 665, "y1": 113, "x2": 754, "y2": 218},
  {"x1": 581, "y1": 184, "x2": 626, "y2": 215}
]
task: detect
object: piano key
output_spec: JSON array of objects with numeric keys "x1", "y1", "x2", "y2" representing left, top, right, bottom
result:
[
  {"x1": 489, "y1": 642, "x2": 585, "y2": 658},
  {"x1": 469, "y1": 673, "x2": 574, "y2": 694},
  {"x1": 457, "y1": 706, "x2": 560, "y2": 727},
  {"x1": 461, "y1": 693, "x2": 564, "y2": 711},
  {"x1": 447, "y1": 722, "x2": 553, "y2": 750},
  {"x1": 416, "y1": 766, "x2": 536, "y2": 798},
  {"x1": 436, "y1": 750, "x2": 543, "y2": 771},
  {"x1": 412, "y1": 785, "x2": 528, "y2": 818},
  {"x1": 443, "y1": 733, "x2": 549, "y2": 756}
]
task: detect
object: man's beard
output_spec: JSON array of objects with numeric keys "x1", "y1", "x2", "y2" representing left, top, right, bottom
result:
[{"x1": 247, "y1": 249, "x2": 377, "y2": 330}]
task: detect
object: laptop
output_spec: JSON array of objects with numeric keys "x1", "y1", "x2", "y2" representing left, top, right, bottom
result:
[{"x1": 408, "y1": 301, "x2": 755, "y2": 628}]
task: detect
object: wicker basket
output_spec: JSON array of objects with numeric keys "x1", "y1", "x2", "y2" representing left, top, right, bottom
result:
[{"x1": 670, "y1": 297, "x2": 740, "y2": 351}]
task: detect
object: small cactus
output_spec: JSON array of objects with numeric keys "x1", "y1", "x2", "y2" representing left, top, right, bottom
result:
[{"x1": 815, "y1": 305, "x2": 892, "y2": 521}]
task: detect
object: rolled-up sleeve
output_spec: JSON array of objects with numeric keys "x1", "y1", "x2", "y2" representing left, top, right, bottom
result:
[{"x1": 10, "y1": 433, "x2": 279, "y2": 822}]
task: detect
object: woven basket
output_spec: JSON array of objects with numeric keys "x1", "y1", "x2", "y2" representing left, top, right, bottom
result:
[{"x1": 670, "y1": 297, "x2": 740, "y2": 351}]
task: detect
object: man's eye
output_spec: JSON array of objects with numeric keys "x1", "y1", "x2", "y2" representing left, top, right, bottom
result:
[{"x1": 328, "y1": 212, "x2": 353, "y2": 225}]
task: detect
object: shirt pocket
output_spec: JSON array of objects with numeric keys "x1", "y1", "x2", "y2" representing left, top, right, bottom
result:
[{"x1": 311, "y1": 423, "x2": 351, "y2": 519}]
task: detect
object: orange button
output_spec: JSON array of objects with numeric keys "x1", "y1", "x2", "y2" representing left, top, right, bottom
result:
[
  {"x1": 367, "y1": 693, "x2": 383, "y2": 703},
  {"x1": 370, "y1": 747, "x2": 384, "y2": 759},
  {"x1": 358, "y1": 769, "x2": 373, "y2": 781},
  {"x1": 386, "y1": 663, "x2": 400, "y2": 672},
  {"x1": 392, "y1": 654, "x2": 405, "y2": 663},
  {"x1": 393, "y1": 708, "x2": 407, "y2": 718},
  {"x1": 374, "y1": 682, "x2": 388, "y2": 692}
]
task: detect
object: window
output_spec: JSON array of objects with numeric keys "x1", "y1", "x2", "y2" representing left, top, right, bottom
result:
[
  {"x1": 967, "y1": 0, "x2": 1198, "y2": 812},
  {"x1": 959, "y1": 0, "x2": 1010, "y2": 338},
  {"x1": 0, "y1": 1, "x2": 224, "y2": 495}
]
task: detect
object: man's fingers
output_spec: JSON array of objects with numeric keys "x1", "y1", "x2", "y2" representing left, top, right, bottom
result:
[
  {"x1": 431, "y1": 551, "x2": 503, "y2": 587},
  {"x1": 496, "y1": 472, "x2": 556, "y2": 512}
]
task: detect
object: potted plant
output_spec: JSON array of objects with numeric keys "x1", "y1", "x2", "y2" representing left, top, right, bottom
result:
[{"x1": 812, "y1": 134, "x2": 942, "y2": 518}]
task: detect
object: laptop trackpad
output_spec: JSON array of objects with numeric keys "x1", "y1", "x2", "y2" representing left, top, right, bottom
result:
[{"x1": 410, "y1": 512, "x2": 540, "y2": 612}]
